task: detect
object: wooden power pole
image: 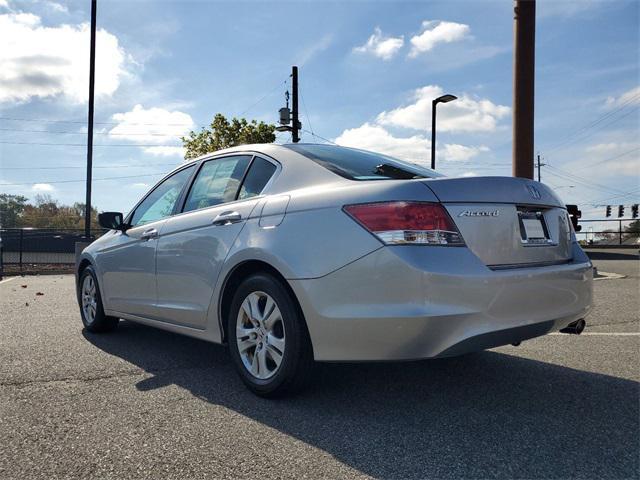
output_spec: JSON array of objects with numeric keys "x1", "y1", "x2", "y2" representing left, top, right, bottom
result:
[
  {"x1": 291, "y1": 66, "x2": 300, "y2": 143},
  {"x1": 512, "y1": 0, "x2": 536, "y2": 179}
]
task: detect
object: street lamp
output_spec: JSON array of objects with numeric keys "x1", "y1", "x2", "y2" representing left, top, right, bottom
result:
[{"x1": 431, "y1": 94, "x2": 457, "y2": 170}]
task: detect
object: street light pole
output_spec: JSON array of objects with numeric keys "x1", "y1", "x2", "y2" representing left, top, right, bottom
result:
[
  {"x1": 430, "y1": 94, "x2": 457, "y2": 170},
  {"x1": 84, "y1": 0, "x2": 97, "y2": 239}
]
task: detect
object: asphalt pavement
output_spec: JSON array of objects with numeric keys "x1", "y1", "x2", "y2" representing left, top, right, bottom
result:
[{"x1": 0, "y1": 249, "x2": 638, "y2": 479}]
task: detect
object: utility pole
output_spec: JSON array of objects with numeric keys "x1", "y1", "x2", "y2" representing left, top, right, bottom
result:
[
  {"x1": 512, "y1": 0, "x2": 536, "y2": 179},
  {"x1": 536, "y1": 153, "x2": 545, "y2": 182},
  {"x1": 84, "y1": 0, "x2": 97, "y2": 238},
  {"x1": 291, "y1": 66, "x2": 300, "y2": 143}
]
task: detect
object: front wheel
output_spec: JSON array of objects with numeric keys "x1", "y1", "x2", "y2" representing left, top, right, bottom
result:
[
  {"x1": 78, "y1": 266, "x2": 119, "y2": 333},
  {"x1": 228, "y1": 273, "x2": 313, "y2": 397}
]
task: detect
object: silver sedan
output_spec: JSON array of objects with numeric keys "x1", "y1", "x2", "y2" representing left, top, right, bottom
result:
[{"x1": 77, "y1": 144, "x2": 593, "y2": 396}]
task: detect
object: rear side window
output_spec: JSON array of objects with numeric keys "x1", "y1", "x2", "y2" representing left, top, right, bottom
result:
[
  {"x1": 238, "y1": 157, "x2": 277, "y2": 200},
  {"x1": 284, "y1": 144, "x2": 443, "y2": 181},
  {"x1": 183, "y1": 155, "x2": 251, "y2": 212}
]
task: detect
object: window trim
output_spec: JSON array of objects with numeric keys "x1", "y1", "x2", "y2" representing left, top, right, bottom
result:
[
  {"x1": 125, "y1": 163, "x2": 198, "y2": 227},
  {"x1": 234, "y1": 155, "x2": 279, "y2": 202},
  {"x1": 177, "y1": 153, "x2": 280, "y2": 215}
]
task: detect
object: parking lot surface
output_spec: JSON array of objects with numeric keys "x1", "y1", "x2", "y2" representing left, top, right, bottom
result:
[{"x1": 0, "y1": 249, "x2": 638, "y2": 479}]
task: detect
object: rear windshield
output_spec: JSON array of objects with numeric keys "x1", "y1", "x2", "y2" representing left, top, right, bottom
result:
[{"x1": 284, "y1": 144, "x2": 443, "y2": 181}]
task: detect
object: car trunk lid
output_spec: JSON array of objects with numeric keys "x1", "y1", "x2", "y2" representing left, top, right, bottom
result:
[{"x1": 422, "y1": 177, "x2": 573, "y2": 268}]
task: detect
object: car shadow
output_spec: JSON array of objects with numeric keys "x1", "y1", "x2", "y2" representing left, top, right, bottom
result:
[{"x1": 84, "y1": 321, "x2": 639, "y2": 479}]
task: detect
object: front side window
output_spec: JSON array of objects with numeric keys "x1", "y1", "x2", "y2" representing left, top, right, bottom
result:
[
  {"x1": 183, "y1": 155, "x2": 251, "y2": 213},
  {"x1": 238, "y1": 157, "x2": 277, "y2": 200},
  {"x1": 130, "y1": 165, "x2": 195, "y2": 227}
]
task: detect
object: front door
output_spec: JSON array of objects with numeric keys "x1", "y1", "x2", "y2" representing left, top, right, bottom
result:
[{"x1": 98, "y1": 164, "x2": 196, "y2": 318}]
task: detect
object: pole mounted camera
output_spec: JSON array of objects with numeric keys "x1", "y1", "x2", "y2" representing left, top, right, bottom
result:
[{"x1": 275, "y1": 67, "x2": 301, "y2": 142}]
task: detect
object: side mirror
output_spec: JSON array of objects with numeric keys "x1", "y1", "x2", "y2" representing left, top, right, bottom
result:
[{"x1": 98, "y1": 212, "x2": 126, "y2": 231}]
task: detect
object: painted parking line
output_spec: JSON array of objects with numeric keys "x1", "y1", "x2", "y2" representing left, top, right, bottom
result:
[
  {"x1": 594, "y1": 271, "x2": 627, "y2": 280},
  {"x1": 550, "y1": 331, "x2": 639, "y2": 336},
  {"x1": 0, "y1": 277, "x2": 18, "y2": 285}
]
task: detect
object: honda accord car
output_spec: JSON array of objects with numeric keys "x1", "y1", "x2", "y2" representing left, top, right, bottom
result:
[{"x1": 77, "y1": 143, "x2": 593, "y2": 396}]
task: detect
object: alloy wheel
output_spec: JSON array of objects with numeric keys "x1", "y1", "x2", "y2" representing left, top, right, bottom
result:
[
  {"x1": 236, "y1": 291, "x2": 286, "y2": 380},
  {"x1": 81, "y1": 275, "x2": 97, "y2": 325}
]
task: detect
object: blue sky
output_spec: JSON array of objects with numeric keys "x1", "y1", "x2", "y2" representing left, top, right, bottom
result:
[{"x1": 0, "y1": 0, "x2": 638, "y2": 222}]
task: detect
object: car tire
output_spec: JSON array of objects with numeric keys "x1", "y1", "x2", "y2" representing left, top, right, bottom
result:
[
  {"x1": 78, "y1": 266, "x2": 119, "y2": 333},
  {"x1": 228, "y1": 273, "x2": 313, "y2": 397}
]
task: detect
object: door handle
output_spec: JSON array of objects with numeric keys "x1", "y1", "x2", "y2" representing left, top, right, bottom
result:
[
  {"x1": 141, "y1": 228, "x2": 158, "y2": 240},
  {"x1": 213, "y1": 211, "x2": 242, "y2": 226}
]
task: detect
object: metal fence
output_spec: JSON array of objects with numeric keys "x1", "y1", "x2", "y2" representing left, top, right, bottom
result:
[
  {"x1": 0, "y1": 228, "x2": 106, "y2": 276},
  {"x1": 575, "y1": 219, "x2": 639, "y2": 246}
]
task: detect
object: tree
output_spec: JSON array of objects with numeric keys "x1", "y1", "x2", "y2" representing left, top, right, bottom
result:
[
  {"x1": 182, "y1": 113, "x2": 276, "y2": 160},
  {"x1": 2, "y1": 194, "x2": 100, "y2": 229},
  {"x1": 624, "y1": 219, "x2": 640, "y2": 242},
  {"x1": 0, "y1": 194, "x2": 28, "y2": 228}
]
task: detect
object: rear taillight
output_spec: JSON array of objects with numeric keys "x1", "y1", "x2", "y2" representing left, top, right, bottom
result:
[{"x1": 343, "y1": 201, "x2": 464, "y2": 246}]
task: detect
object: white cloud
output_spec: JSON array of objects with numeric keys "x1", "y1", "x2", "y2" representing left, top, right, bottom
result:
[
  {"x1": 109, "y1": 104, "x2": 193, "y2": 144},
  {"x1": 409, "y1": 20, "x2": 470, "y2": 58},
  {"x1": 440, "y1": 144, "x2": 489, "y2": 162},
  {"x1": 334, "y1": 123, "x2": 489, "y2": 165},
  {"x1": 582, "y1": 142, "x2": 640, "y2": 176},
  {"x1": 0, "y1": 11, "x2": 130, "y2": 103},
  {"x1": 604, "y1": 157, "x2": 640, "y2": 176},
  {"x1": 32, "y1": 183, "x2": 54, "y2": 192},
  {"x1": 129, "y1": 182, "x2": 150, "y2": 189},
  {"x1": 143, "y1": 146, "x2": 186, "y2": 157},
  {"x1": 0, "y1": 0, "x2": 9, "y2": 9},
  {"x1": 335, "y1": 123, "x2": 429, "y2": 163},
  {"x1": 333, "y1": 83, "x2": 503, "y2": 167},
  {"x1": 461, "y1": 171, "x2": 478, "y2": 177},
  {"x1": 353, "y1": 27, "x2": 404, "y2": 61},
  {"x1": 45, "y1": 2, "x2": 68, "y2": 13},
  {"x1": 376, "y1": 85, "x2": 510, "y2": 133},
  {"x1": 295, "y1": 33, "x2": 333, "y2": 66},
  {"x1": 605, "y1": 86, "x2": 640, "y2": 108}
]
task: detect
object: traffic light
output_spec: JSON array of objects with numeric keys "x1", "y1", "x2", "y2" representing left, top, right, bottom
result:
[
  {"x1": 632, "y1": 204, "x2": 639, "y2": 219},
  {"x1": 566, "y1": 204, "x2": 582, "y2": 232},
  {"x1": 606, "y1": 205, "x2": 612, "y2": 217},
  {"x1": 618, "y1": 205, "x2": 625, "y2": 218}
]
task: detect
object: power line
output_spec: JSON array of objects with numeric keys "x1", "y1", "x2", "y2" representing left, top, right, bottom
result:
[
  {"x1": 545, "y1": 163, "x2": 629, "y2": 194},
  {"x1": 583, "y1": 146, "x2": 640, "y2": 168},
  {"x1": 0, "y1": 141, "x2": 182, "y2": 147},
  {"x1": 580, "y1": 188, "x2": 640, "y2": 206},
  {"x1": 299, "y1": 87, "x2": 314, "y2": 138},
  {"x1": 238, "y1": 78, "x2": 288, "y2": 118},
  {"x1": 0, "y1": 116, "x2": 193, "y2": 127},
  {"x1": 2, "y1": 163, "x2": 179, "y2": 170},
  {"x1": 543, "y1": 165, "x2": 628, "y2": 196},
  {"x1": 301, "y1": 129, "x2": 336, "y2": 145},
  {"x1": 0, "y1": 173, "x2": 165, "y2": 187},
  {"x1": 0, "y1": 127, "x2": 188, "y2": 137},
  {"x1": 542, "y1": 94, "x2": 639, "y2": 154}
]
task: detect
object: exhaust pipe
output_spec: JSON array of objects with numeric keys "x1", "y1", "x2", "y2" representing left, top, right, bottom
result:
[{"x1": 560, "y1": 319, "x2": 586, "y2": 335}]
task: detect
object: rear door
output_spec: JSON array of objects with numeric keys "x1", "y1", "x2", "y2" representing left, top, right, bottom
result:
[
  {"x1": 99, "y1": 164, "x2": 196, "y2": 317},
  {"x1": 155, "y1": 155, "x2": 278, "y2": 328}
]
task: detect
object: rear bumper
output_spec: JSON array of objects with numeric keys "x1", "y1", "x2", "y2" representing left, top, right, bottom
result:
[{"x1": 290, "y1": 242, "x2": 593, "y2": 361}]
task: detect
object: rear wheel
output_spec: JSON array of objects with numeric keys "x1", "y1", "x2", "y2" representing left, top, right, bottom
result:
[
  {"x1": 78, "y1": 266, "x2": 118, "y2": 333},
  {"x1": 228, "y1": 273, "x2": 313, "y2": 397}
]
